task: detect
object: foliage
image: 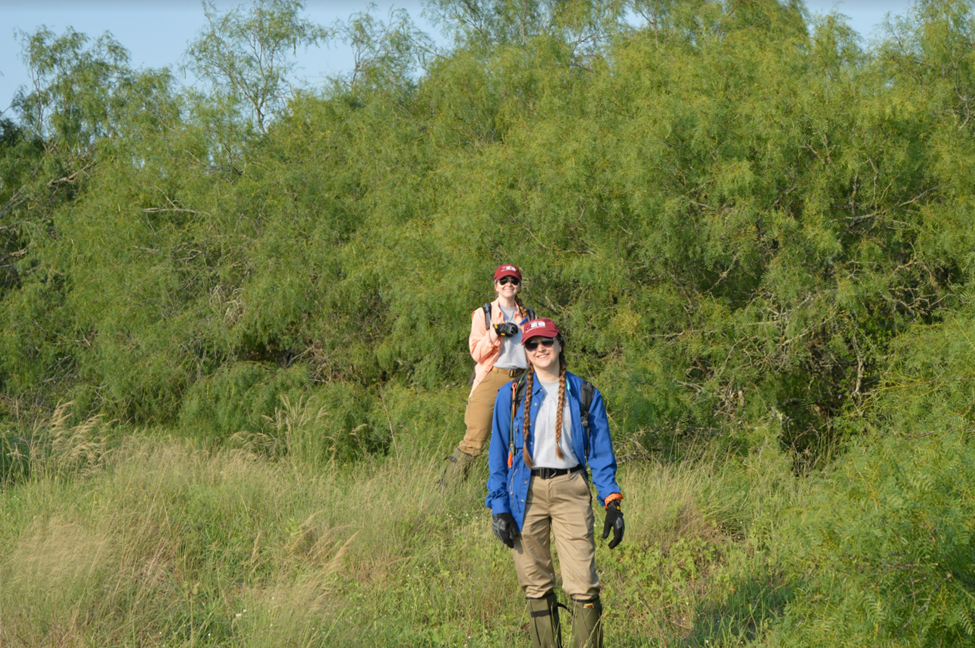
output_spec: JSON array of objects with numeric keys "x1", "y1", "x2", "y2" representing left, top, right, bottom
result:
[
  {"x1": 0, "y1": 116, "x2": 42, "y2": 296},
  {"x1": 756, "y1": 295, "x2": 975, "y2": 645},
  {"x1": 337, "y1": 5, "x2": 433, "y2": 90},
  {"x1": 6, "y1": 0, "x2": 973, "y2": 455},
  {"x1": 6, "y1": 1, "x2": 975, "y2": 643},
  {"x1": 773, "y1": 430, "x2": 975, "y2": 647},
  {"x1": 0, "y1": 401, "x2": 108, "y2": 485},
  {"x1": 178, "y1": 362, "x2": 313, "y2": 439},
  {"x1": 424, "y1": 0, "x2": 627, "y2": 53},
  {"x1": 13, "y1": 26, "x2": 130, "y2": 153},
  {"x1": 185, "y1": 0, "x2": 332, "y2": 134}
]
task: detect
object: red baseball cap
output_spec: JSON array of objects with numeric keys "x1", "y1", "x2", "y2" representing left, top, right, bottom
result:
[
  {"x1": 521, "y1": 318, "x2": 560, "y2": 343},
  {"x1": 493, "y1": 264, "x2": 522, "y2": 281}
]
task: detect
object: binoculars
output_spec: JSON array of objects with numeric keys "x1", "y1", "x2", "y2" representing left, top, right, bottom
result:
[{"x1": 495, "y1": 322, "x2": 519, "y2": 338}]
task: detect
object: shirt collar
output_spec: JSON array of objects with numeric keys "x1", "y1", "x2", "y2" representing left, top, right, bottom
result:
[{"x1": 490, "y1": 297, "x2": 507, "y2": 323}]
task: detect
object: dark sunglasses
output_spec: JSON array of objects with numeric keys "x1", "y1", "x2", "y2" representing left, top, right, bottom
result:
[
  {"x1": 498, "y1": 276, "x2": 520, "y2": 286},
  {"x1": 524, "y1": 337, "x2": 555, "y2": 352}
]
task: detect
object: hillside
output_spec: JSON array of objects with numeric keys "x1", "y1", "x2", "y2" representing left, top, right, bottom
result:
[{"x1": 3, "y1": 0, "x2": 975, "y2": 645}]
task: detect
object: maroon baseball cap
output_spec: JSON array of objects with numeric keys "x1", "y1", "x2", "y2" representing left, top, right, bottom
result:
[
  {"x1": 522, "y1": 318, "x2": 560, "y2": 343},
  {"x1": 493, "y1": 264, "x2": 522, "y2": 281}
]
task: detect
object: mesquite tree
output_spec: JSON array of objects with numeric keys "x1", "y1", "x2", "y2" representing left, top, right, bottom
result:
[{"x1": 185, "y1": 0, "x2": 331, "y2": 135}]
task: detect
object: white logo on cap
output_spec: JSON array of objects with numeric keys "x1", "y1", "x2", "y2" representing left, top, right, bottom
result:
[
  {"x1": 503, "y1": 265, "x2": 516, "y2": 271},
  {"x1": 529, "y1": 321, "x2": 544, "y2": 329}
]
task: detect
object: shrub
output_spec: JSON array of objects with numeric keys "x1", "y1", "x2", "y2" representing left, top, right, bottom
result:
[
  {"x1": 178, "y1": 362, "x2": 311, "y2": 439},
  {"x1": 774, "y1": 430, "x2": 975, "y2": 647}
]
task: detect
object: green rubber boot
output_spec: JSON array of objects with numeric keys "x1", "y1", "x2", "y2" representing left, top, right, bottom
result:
[
  {"x1": 571, "y1": 597, "x2": 603, "y2": 648},
  {"x1": 527, "y1": 592, "x2": 563, "y2": 648},
  {"x1": 438, "y1": 447, "x2": 476, "y2": 489}
]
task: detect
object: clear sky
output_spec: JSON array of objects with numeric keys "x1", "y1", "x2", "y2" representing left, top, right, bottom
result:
[{"x1": 0, "y1": 0, "x2": 916, "y2": 117}]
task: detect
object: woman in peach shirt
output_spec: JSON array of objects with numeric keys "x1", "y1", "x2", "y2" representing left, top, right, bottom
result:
[{"x1": 440, "y1": 264, "x2": 535, "y2": 487}]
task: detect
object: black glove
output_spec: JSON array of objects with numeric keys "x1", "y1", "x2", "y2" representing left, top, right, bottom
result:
[
  {"x1": 602, "y1": 500, "x2": 624, "y2": 549},
  {"x1": 492, "y1": 513, "x2": 519, "y2": 548},
  {"x1": 495, "y1": 322, "x2": 519, "y2": 338}
]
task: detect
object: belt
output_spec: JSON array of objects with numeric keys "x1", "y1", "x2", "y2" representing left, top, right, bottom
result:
[
  {"x1": 492, "y1": 367, "x2": 526, "y2": 377},
  {"x1": 531, "y1": 465, "x2": 584, "y2": 480}
]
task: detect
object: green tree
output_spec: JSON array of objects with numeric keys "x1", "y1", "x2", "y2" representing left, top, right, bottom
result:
[
  {"x1": 1, "y1": 0, "x2": 974, "y2": 461},
  {"x1": 338, "y1": 5, "x2": 433, "y2": 91},
  {"x1": 185, "y1": 0, "x2": 332, "y2": 135},
  {"x1": 424, "y1": 0, "x2": 626, "y2": 52},
  {"x1": 13, "y1": 27, "x2": 130, "y2": 157}
]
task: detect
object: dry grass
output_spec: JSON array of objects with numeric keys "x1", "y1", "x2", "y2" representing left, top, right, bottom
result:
[
  {"x1": 1, "y1": 401, "x2": 108, "y2": 486},
  {"x1": 0, "y1": 404, "x2": 800, "y2": 647}
]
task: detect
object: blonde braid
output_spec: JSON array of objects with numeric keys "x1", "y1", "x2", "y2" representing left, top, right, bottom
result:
[
  {"x1": 554, "y1": 360, "x2": 567, "y2": 460},
  {"x1": 522, "y1": 367, "x2": 535, "y2": 468}
]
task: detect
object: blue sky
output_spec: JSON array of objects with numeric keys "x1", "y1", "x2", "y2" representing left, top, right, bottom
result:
[{"x1": 0, "y1": 0, "x2": 915, "y2": 116}]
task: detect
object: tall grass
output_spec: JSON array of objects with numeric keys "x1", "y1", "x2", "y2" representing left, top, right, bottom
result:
[
  {"x1": 0, "y1": 403, "x2": 800, "y2": 647},
  {"x1": 0, "y1": 401, "x2": 108, "y2": 486}
]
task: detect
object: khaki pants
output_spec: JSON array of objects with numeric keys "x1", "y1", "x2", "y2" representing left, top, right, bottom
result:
[
  {"x1": 513, "y1": 471, "x2": 600, "y2": 601},
  {"x1": 459, "y1": 368, "x2": 523, "y2": 456}
]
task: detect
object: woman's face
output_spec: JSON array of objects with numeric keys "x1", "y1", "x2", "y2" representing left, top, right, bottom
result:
[
  {"x1": 526, "y1": 337, "x2": 561, "y2": 373},
  {"x1": 494, "y1": 277, "x2": 521, "y2": 300}
]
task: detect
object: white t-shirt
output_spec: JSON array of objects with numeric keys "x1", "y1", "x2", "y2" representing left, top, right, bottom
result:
[
  {"x1": 494, "y1": 305, "x2": 528, "y2": 370},
  {"x1": 532, "y1": 379, "x2": 579, "y2": 469}
]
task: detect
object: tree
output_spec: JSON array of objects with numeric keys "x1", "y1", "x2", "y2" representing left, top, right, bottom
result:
[
  {"x1": 339, "y1": 5, "x2": 433, "y2": 91},
  {"x1": 12, "y1": 27, "x2": 131, "y2": 159},
  {"x1": 423, "y1": 0, "x2": 626, "y2": 56},
  {"x1": 185, "y1": 0, "x2": 332, "y2": 135}
]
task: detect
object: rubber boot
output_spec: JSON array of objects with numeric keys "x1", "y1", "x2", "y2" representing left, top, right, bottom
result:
[
  {"x1": 527, "y1": 592, "x2": 563, "y2": 648},
  {"x1": 571, "y1": 597, "x2": 603, "y2": 648},
  {"x1": 438, "y1": 447, "x2": 476, "y2": 489}
]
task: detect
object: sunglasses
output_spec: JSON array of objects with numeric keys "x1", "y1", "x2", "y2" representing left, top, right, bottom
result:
[
  {"x1": 524, "y1": 337, "x2": 556, "y2": 352},
  {"x1": 497, "y1": 276, "x2": 520, "y2": 286}
]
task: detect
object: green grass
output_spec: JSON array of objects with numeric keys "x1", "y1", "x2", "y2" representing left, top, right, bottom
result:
[{"x1": 0, "y1": 405, "x2": 802, "y2": 647}]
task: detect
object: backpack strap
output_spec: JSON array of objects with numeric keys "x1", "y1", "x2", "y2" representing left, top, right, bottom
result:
[
  {"x1": 508, "y1": 373, "x2": 530, "y2": 468},
  {"x1": 580, "y1": 380, "x2": 595, "y2": 461},
  {"x1": 515, "y1": 378, "x2": 530, "y2": 411},
  {"x1": 525, "y1": 306, "x2": 536, "y2": 322}
]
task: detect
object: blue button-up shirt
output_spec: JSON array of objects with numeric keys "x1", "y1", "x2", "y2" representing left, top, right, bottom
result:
[{"x1": 485, "y1": 371, "x2": 621, "y2": 530}]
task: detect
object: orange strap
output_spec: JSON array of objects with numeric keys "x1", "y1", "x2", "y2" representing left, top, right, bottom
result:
[{"x1": 603, "y1": 493, "x2": 623, "y2": 509}]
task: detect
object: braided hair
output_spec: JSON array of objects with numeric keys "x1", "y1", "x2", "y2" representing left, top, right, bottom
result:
[
  {"x1": 522, "y1": 345, "x2": 568, "y2": 468},
  {"x1": 514, "y1": 296, "x2": 527, "y2": 323}
]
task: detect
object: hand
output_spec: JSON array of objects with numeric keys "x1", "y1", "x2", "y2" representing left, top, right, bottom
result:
[
  {"x1": 495, "y1": 322, "x2": 519, "y2": 338},
  {"x1": 602, "y1": 501, "x2": 624, "y2": 549},
  {"x1": 492, "y1": 513, "x2": 519, "y2": 548}
]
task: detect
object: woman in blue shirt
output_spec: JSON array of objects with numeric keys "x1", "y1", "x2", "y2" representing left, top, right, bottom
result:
[{"x1": 486, "y1": 318, "x2": 624, "y2": 648}]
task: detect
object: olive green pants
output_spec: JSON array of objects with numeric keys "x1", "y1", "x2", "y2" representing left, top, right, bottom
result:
[{"x1": 459, "y1": 367, "x2": 524, "y2": 456}]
